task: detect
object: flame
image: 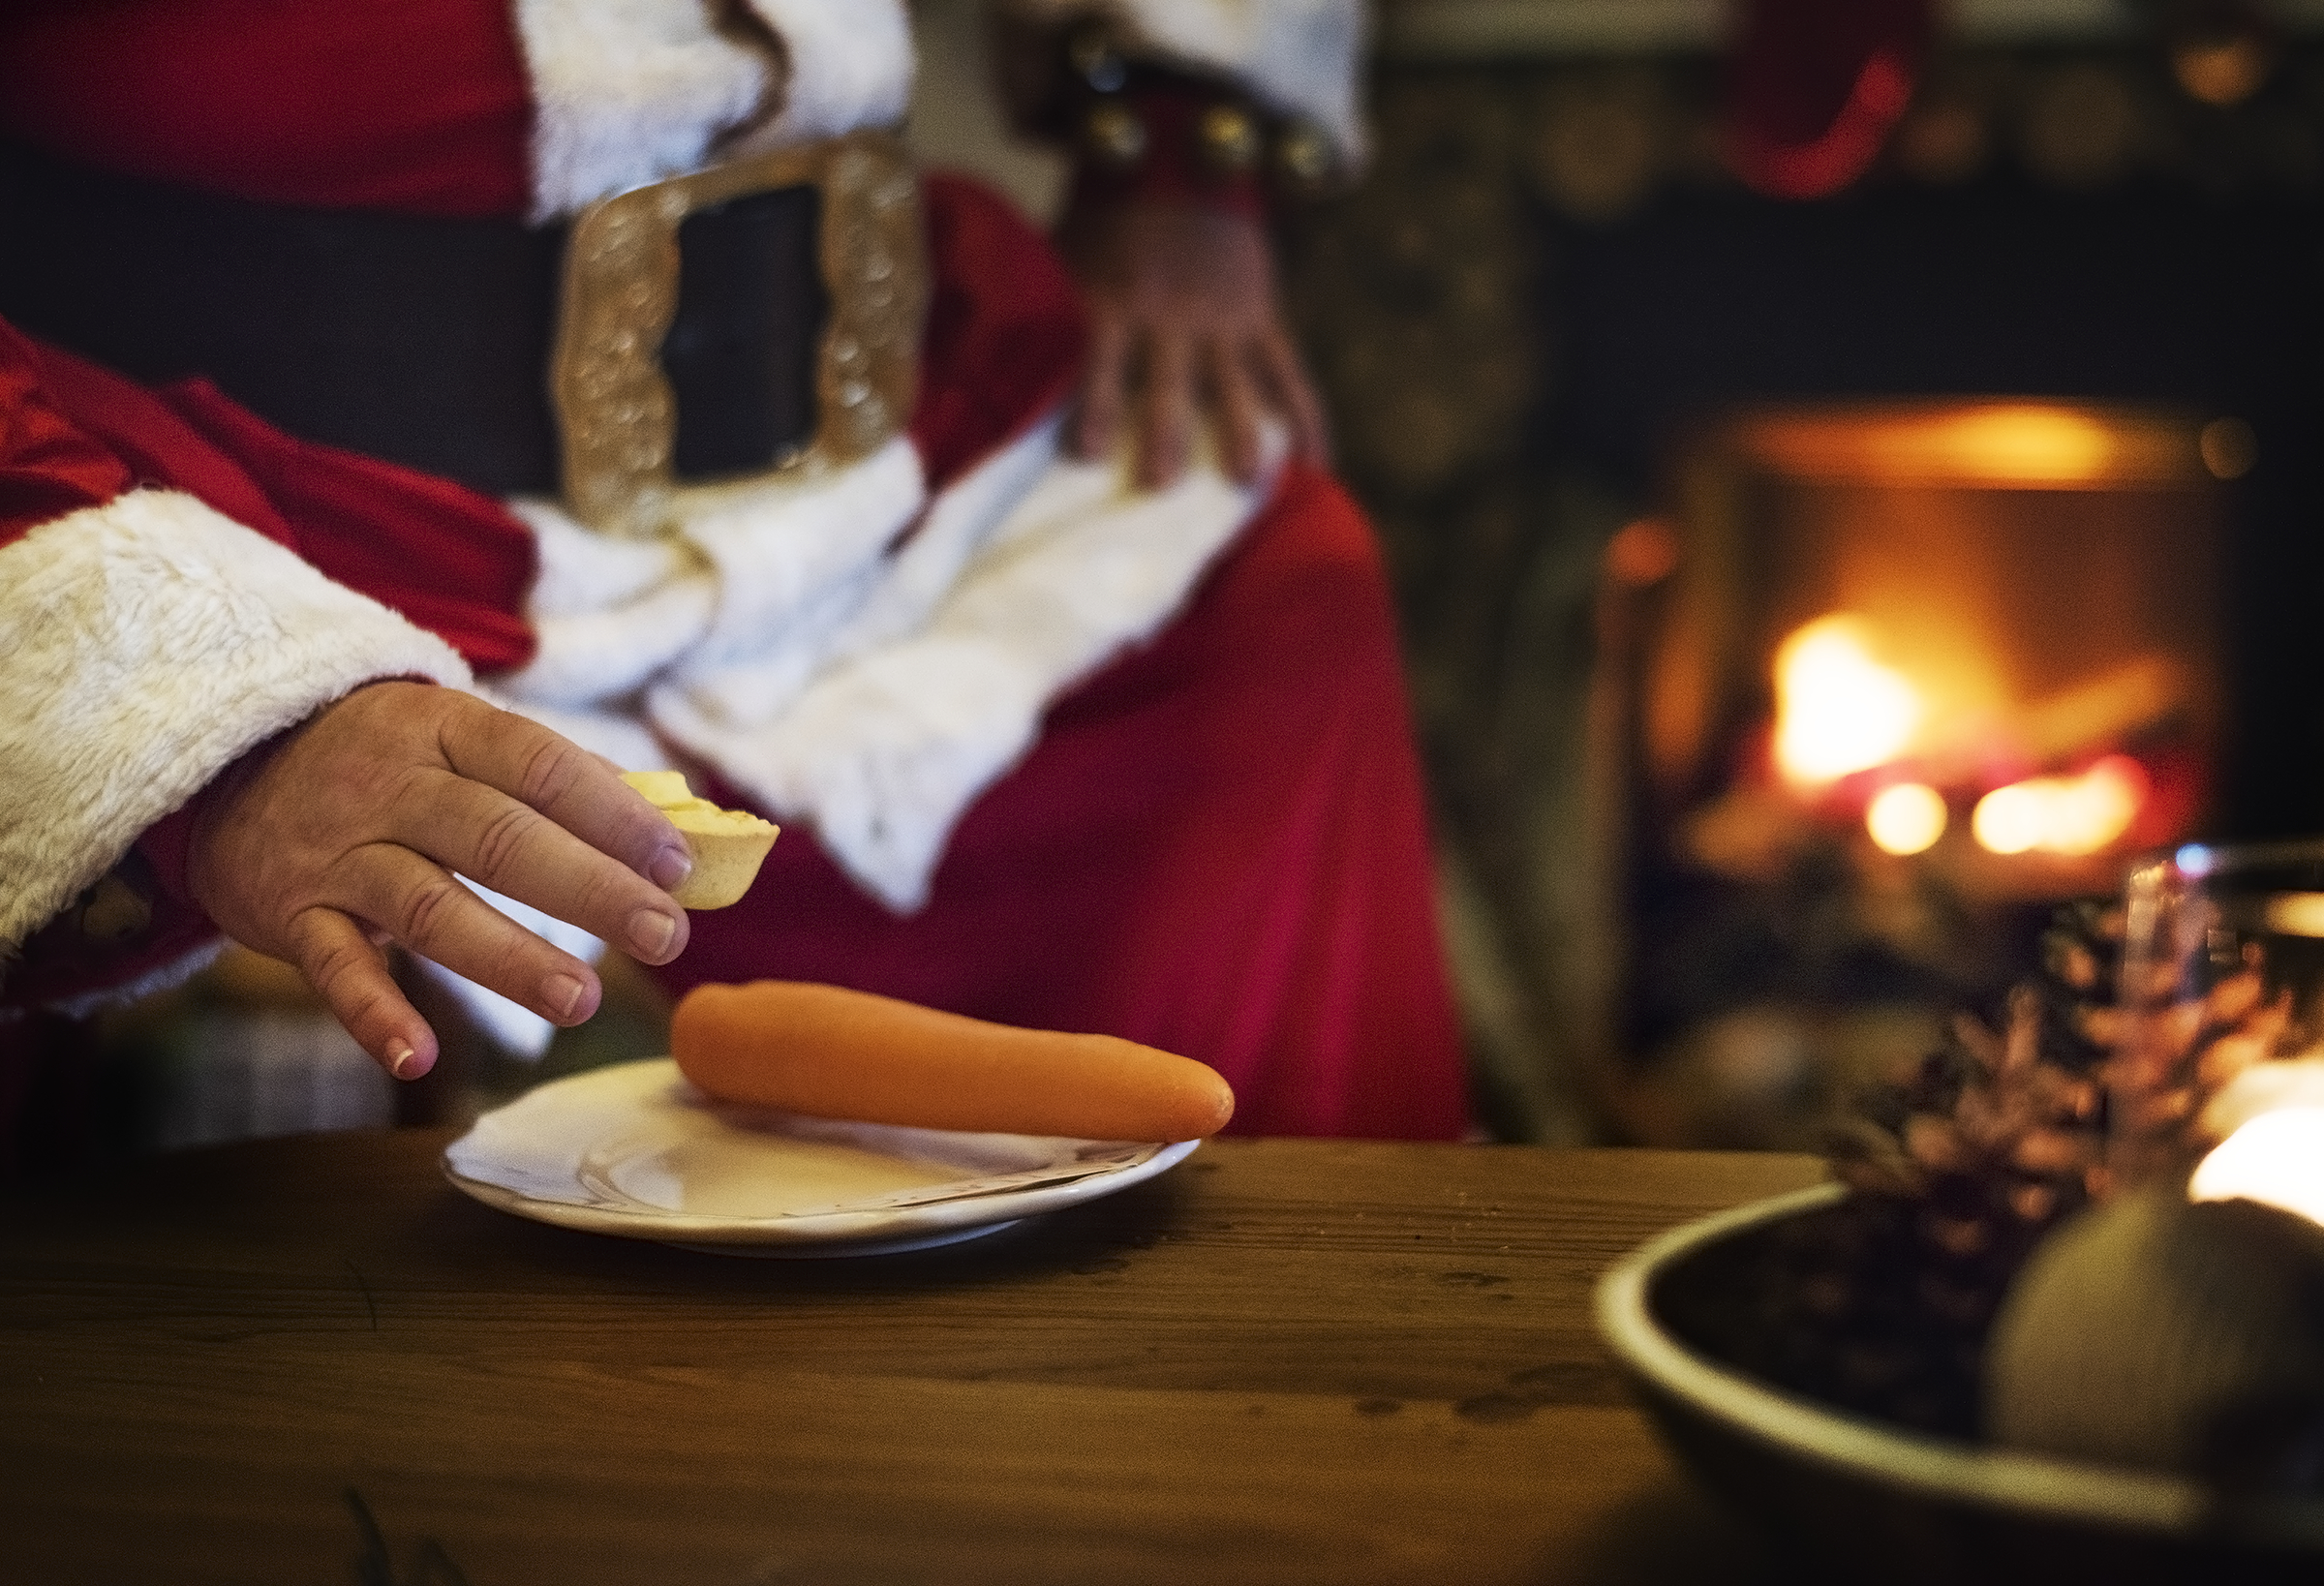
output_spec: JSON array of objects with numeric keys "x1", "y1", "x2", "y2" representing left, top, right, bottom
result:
[
  {"x1": 1971, "y1": 756, "x2": 2146, "y2": 857},
  {"x1": 1772, "y1": 616, "x2": 1921, "y2": 786},
  {"x1": 2189, "y1": 1106, "x2": 2324, "y2": 1227},
  {"x1": 1866, "y1": 782, "x2": 1947, "y2": 855}
]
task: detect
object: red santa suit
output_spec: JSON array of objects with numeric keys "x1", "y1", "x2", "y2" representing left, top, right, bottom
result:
[{"x1": 0, "y1": 0, "x2": 1468, "y2": 1140}]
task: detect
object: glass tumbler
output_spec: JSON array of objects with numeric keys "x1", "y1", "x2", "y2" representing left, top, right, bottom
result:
[{"x1": 2117, "y1": 839, "x2": 2324, "y2": 1214}]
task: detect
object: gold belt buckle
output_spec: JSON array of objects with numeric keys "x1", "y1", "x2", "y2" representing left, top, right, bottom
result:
[{"x1": 549, "y1": 129, "x2": 928, "y2": 538}]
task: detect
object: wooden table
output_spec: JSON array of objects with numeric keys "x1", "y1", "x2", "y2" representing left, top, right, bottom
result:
[{"x1": 0, "y1": 1133, "x2": 1824, "y2": 1585}]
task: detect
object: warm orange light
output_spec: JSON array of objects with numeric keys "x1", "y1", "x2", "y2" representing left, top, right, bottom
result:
[
  {"x1": 1605, "y1": 517, "x2": 1681, "y2": 586},
  {"x1": 1866, "y1": 782, "x2": 1946, "y2": 855},
  {"x1": 1971, "y1": 756, "x2": 2146, "y2": 857},
  {"x1": 1972, "y1": 782, "x2": 2046, "y2": 854},
  {"x1": 2190, "y1": 1107, "x2": 2324, "y2": 1227},
  {"x1": 2173, "y1": 36, "x2": 2272, "y2": 108},
  {"x1": 1772, "y1": 616, "x2": 1921, "y2": 785},
  {"x1": 2052, "y1": 756, "x2": 2144, "y2": 855},
  {"x1": 1931, "y1": 408, "x2": 2114, "y2": 483}
]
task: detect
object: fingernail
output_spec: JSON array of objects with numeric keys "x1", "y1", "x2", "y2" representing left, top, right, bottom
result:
[
  {"x1": 544, "y1": 973, "x2": 588, "y2": 1020},
  {"x1": 386, "y1": 1040, "x2": 418, "y2": 1080},
  {"x1": 628, "y1": 909, "x2": 677, "y2": 959},
  {"x1": 648, "y1": 844, "x2": 693, "y2": 892}
]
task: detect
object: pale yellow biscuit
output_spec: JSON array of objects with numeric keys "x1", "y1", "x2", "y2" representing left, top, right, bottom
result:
[{"x1": 621, "y1": 771, "x2": 780, "y2": 909}]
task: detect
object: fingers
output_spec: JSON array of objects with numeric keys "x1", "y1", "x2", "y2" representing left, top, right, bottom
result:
[
  {"x1": 434, "y1": 699, "x2": 688, "y2": 889},
  {"x1": 1091, "y1": 318, "x2": 1324, "y2": 491},
  {"x1": 1140, "y1": 330, "x2": 1198, "y2": 490},
  {"x1": 285, "y1": 906, "x2": 440, "y2": 1081},
  {"x1": 421, "y1": 699, "x2": 690, "y2": 963},
  {"x1": 1207, "y1": 340, "x2": 1269, "y2": 484},
  {"x1": 1255, "y1": 326, "x2": 1331, "y2": 467},
  {"x1": 1073, "y1": 314, "x2": 1131, "y2": 461},
  {"x1": 337, "y1": 841, "x2": 609, "y2": 1027},
  {"x1": 388, "y1": 771, "x2": 689, "y2": 967}
]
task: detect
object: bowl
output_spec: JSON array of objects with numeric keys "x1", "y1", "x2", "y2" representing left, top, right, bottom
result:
[{"x1": 1595, "y1": 1183, "x2": 2324, "y2": 1585}]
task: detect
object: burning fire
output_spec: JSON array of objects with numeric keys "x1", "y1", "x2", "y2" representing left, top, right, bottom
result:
[
  {"x1": 1772, "y1": 616, "x2": 1921, "y2": 786},
  {"x1": 1770, "y1": 610, "x2": 2152, "y2": 860},
  {"x1": 1866, "y1": 782, "x2": 1947, "y2": 855},
  {"x1": 1970, "y1": 757, "x2": 2146, "y2": 857}
]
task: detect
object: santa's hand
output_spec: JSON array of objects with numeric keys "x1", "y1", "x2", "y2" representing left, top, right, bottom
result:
[
  {"x1": 184, "y1": 682, "x2": 693, "y2": 1081},
  {"x1": 1060, "y1": 199, "x2": 1329, "y2": 490}
]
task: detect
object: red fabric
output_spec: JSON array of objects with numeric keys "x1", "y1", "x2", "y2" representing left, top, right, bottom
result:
[
  {"x1": 0, "y1": 0, "x2": 533, "y2": 218},
  {"x1": 3, "y1": 333, "x2": 537, "y2": 672},
  {"x1": 154, "y1": 384, "x2": 537, "y2": 674},
  {"x1": 670, "y1": 463, "x2": 1469, "y2": 1141},
  {"x1": 910, "y1": 175, "x2": 1088, "y2": 490},
  {"x1": 0, "y1": 320, "x2": 135, "y2": 537},
  {"x1": 1724, "y1": 0, "x2": 1932, "y2": 200}
]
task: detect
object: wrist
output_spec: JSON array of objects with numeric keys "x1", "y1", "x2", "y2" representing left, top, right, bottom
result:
[{"x1": 1044, "y1": 28, "x2": 1342, "y2": 224}]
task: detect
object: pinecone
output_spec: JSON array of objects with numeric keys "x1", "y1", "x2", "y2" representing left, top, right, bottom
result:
[
  {"x1": 1684, "y1": 900, "x2": 2124, "y2": 1435},
  {"x1": 1670, "y1": 895, "x2": 2315, "y2": 1440},
  {"x1": 1826, "y1": 900, "x2": 2118, "y2": 1293}
]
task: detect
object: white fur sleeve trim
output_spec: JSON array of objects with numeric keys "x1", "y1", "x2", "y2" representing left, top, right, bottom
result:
[
  {"x1": 999, "y1": 0, "x2": 1367, "y2": 166},
  {"x1": 513, "y1": 0, "x2": 916, "y2": 219},
  {"x1": 654, "y1": 419, "x2": 1283, "y2": 913},
  {"x1": 0, "y1": 490, "x2": 472, "y2": 954}
]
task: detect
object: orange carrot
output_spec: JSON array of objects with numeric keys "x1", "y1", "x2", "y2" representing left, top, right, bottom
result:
[{"x1": 670, "y1": 981, "x2": 1236, "y2": 1142}]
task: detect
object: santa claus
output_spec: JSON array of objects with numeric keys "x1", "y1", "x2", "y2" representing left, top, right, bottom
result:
[{"x1": 0, "y1": 0, "x2": 1468, "y2": 1143}]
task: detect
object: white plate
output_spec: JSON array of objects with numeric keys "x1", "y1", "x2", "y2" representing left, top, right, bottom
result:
[{"x1": 442, "y1": 1057, "x2": 1200, "y2": 1257}]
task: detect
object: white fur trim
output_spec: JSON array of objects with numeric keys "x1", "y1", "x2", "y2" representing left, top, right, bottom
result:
[
  {"x1": 512, "y1": 0, "x2": 917, "y2": 219},
  {"x1": 643, "y1": 422, "x2": 1037, "y2": 770},
  {"x1": 820, "y1": 411, "x2": 1068, "y2": 659},
  {"x1": 727, "y1": 0, "x2": 916, "y2": 157},
  {"x1": 679, "y1": 434, "x2": 927, "y2": 671},
  {"x1": 495, "y1": 503, "x2": 715, "y2": 706},
  {"x1": 514, "y1": 0, "x2": 774, "y2": 220},
  {"x1": 496, "y1": 440, "x2": 923, "y2": 712},
  {"x1": 515, "y1": 503, "x2": 702, "y2": 618},
  {"x1": 654, "y1": 420, "x2": 1281, "y2": 911},
  {"x1": 999, "y1": 0, "x2": 1367, "y2": 166},
  {"x1": 0, "y1": 490, "x2": 472, "y2": 956},
  {"x1": 497, "y1": 412, "x2": 1274, "y2": 917}
]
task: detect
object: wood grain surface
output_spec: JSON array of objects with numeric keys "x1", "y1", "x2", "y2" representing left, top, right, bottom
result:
[{"x1": 0, "y1": 1133, "x2": 1825, "y2": 1585}]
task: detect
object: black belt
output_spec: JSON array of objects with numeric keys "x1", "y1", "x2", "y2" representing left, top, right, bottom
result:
[{"x1": 0, "y1": 138, "x2": 826, "y2": 500}]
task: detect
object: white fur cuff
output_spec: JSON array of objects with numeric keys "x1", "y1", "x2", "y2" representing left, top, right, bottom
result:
[
  {"x1": 0, "y1": 489, "x2": 472, "y2": 954},
  {"x1": 514, "y1": 0, "x2": 918, "y2": 220}
]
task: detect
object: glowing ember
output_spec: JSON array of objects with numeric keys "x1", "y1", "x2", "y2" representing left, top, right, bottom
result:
[
  {"x1": 1970, "y1": 756, "x2": 2146, "y2": 857},
  {"x1": 1865, "y1": 782, "x2": 1946, "y2": 855},
  {"x1": 1972, "y1": 783, "x2": 2044, "y2": 854},
  {"x1": 2189, "y1": 1106, "x2": 2324, "y2": 1228},
  {"x1": 1772, "y1": 616, "x2": 1921, "y2": 785}
]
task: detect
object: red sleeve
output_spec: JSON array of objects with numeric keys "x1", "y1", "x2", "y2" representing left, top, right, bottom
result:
[
  {"x1": 2, "y1": 320, "x2": 218, "y2": 1001},
  {"x1": 4, "y1": 322, "x2": 536, "y2": 673},
  {"x1": 0, "y1": 313, "x2": 530, "y2": 1010},
  {"x1": 0, "y1": 318, "x2": 136, "y2": 544}
]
